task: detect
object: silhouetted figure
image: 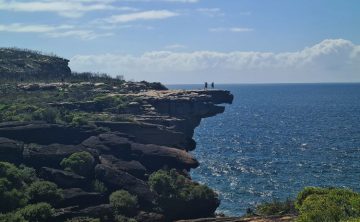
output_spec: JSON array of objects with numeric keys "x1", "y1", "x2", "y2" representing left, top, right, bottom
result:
[
  {"x1": 204, "y1": 82, "x2": 208, "y2": 90},
  {"x1": 211, "y1": 82, "x2": 214, "y2": 89}
]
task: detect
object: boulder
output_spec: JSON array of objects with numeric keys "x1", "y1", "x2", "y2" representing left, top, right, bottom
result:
[
  {"x1": 0, "y1": 122, "x2": 97, "y2": 145},
  {"x1": 39, "y1": 167, "x2": 88, "y2": 188},
  {"x1": 0, "y1": 137, "x2": 23, "y2": 163},
  {"x1": 95, "y1": 164, "x2": 155, "y2": 204},
  {"x1": 99, "y1": 154, "x2": 147, "y2": 178},
  {"x1": 94, "y1": 121, "x2": 195, "y2": 150},
  {"x1": 75, "y1": 204, "x2": 114, "y2": 219},
  {"x1": 23, "y1": 143, "x2": 85, "y2": 168},
  {"x1": 135, "y1": 211, "x2": 165, "y2": 222},
  {"x1": 54, "y1": 204, "x2": 114, "y2": 221},
  {"x1": 57, "y1": 188, "x2": 104, "y2": 208},
  {"x1": 131, "y1": 143, "x2": 199, "y2": 171},
  {"x1": 81, "y1": 133, "x2": 132, "y2": 158},
  {"x1": 159, "y1": 197, "x2": 220, "y2": 221}
]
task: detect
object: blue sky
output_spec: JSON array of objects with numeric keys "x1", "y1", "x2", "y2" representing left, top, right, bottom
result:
[{"x1": 1, "y1": 0, "x2": 360, "y2": 83}]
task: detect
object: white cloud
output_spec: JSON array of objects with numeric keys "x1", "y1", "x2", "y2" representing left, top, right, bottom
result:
[
  {"x1": 69, "y1": 39, "x2": 360, "y2": 83},
  {"x1": 102, "y1": 10, "x2": 179, "y2": 23},
  {"x1": 197, "y1": 8, "x2": 224, "y2": 17},
  {"x1": 0, "y1": 23, "x2": 111, "y2": 40},
  {"x1": 0, "y1": 0, "x2": 137, "y2": 18},
  {"x1": 209, "y1": 27, "x2": 254, "y2": 32},
  {"x1": 0, "y1": 23, "x2": 73, "y2": 33},
  {"x1": 165, "y1": 44, "x2": 187, "y2": 49},
  {"x1": 46, "y1": 30, "x2": 113, "y2": 40}
]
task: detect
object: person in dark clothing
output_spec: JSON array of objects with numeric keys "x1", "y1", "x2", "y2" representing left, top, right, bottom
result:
[
  {"x1": 211, "y1": 82, "x2": 214, "y2": 89},
  {"x1": 204, "y1": 82, "x2": 208, "y2": 90}
]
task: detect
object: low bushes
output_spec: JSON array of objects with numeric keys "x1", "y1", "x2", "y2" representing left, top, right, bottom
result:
[
  {"x1": 256, "y1": 198, "x2": 296, "y2": 216},
  {"x1": 93, "y1": 95, "x2": 128, "y2": 113},
  {"x1": 0, "y1": 162, "x2": 32, "y2": 212},
  {"x1": 148, "y1": 169, "x2": 219, "y2": 220},
  {"x1": 149, "y1": 169, "x2": 218, "y2": 203},
  {"x1": 92, "y1": 179, "x2": 108, "y2": 194},
  {"x1": 60, "y1": 151, "x2": 95, "y2": 177},
  {"x1": 26, "y1": 181, "x2": 62, "y2": 205},
  {"x1": 0, "y1": 203, "x2": 54, "y2": 222},
  {"x1": 0, "y1": 103, "x2": 60, "y2": 123},
  {"x1": 109, "y1": 190, "x2": 138, "y2": 215},
  {"x1": 0, "y1": 162, "x2": 59, "y2": 216},
  {"x1": 295, "y1": 187, "x2": 360, "y2": 222},
  {"x1": 0, "y1": 162, "x2": 57, "y2": 221},
  {"x1": 17, "y1": 203, "x2": 54, "y2": 222}
]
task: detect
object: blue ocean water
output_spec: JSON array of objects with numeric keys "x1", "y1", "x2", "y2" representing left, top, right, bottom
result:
[{"x1": 167, "y1": 83, "x2": 360, "y2": 216}]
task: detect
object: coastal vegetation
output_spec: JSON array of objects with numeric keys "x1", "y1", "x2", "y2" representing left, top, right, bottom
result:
[
  {"x1": 60, "y1": 152, "x2": 95, "y2": 177},
  {"x1": 148, "y1": 169, "x2": 219, "y2": 220},
  {"x1": 0, "y1": 162, "x2": 57, "y2": 221},
  {"x1": 253, "y1": 187, "x2": 360, "y2": 222},
  {"x1": 109, "y1": 190, "x2": 138, "y2": 216}
]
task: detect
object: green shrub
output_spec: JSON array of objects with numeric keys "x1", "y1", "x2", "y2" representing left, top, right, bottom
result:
[
  {"x1": 26, "y1": 181, "x2": 62, "y2": 205},
  {"x1": 148, "y1": 169, "x2": 218, "y2": 202},
  {"x1": 295, "y1": 186, "x2": 331, "y2": 208},
  {"x1": 0, "y1": 180, "x2": 28, "y2": 213},
  {"x1": 0, "y1": 162, "x2": 23, "y2": 188},
  {"x1": 148, "y1": 170, "x2": 175, "y2": 196},
  {"x1": 0, "y1": 212, "x2": 26, "y2": 222},
  {"x1": 148, "y1": 169, "x2": 219, "y2": 219},
  {"x1": 92, "y1": 180, "x2": 108, "y2": 194},
  {"x1": 70, "y1": 114, "x2": 89, "y2": 126},
  {"x1": 31, "y1": 108, "x2": 58, "y2": 123},
  {"x1": 109, "y1": 190, "x2": 138, "y2": 215},
  {"x1": 296, "y1": 187, "x2": 360, "y2": 222},
  {"x1": 0, "y1": 162, "x2": 29, "y2": 212},
  {"x1": 93, "y1": 95, "x2": 128, "y2": 112},
  {"x1": 60, "y1": 152, "x2": 95, "y2": 177},
  {"x1": 256, "y1": 198, "x2": 296, "y2": 216},
  {"x1": 17, "y1": 203, "x2": 54, "y2": 222},
  {"x1": 18, "y1": 165, "x2": 38, "y2": 184}
]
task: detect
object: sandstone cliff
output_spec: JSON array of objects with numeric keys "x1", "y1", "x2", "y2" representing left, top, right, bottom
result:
[
  {"x1": 0, "y1": 48, "x2": 71, "y2": 81},
  {"x1": 0, "y1": 75, "x2": 233, "y2": 221}
]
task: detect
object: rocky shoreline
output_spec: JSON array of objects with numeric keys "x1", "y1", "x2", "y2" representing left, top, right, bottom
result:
[{"x1": 0, "y1": 83, "x2": 234, "y2": 221}]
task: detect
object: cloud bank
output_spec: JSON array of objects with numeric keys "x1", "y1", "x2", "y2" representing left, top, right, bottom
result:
[
  {"x1": 0, "y1": 23, "x2": 112, "y2": 40},
  {"x1": 70, "y1": 39, "x2": 360, "y2": 83}
]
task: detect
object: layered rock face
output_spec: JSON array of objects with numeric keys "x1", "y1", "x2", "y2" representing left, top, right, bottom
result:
[
  {"x1": 0, "y1": 88, "x2": 233, "y2": 221},
  {"x1": 0, "y1": 48, "x2": 71, "y2": 80}
]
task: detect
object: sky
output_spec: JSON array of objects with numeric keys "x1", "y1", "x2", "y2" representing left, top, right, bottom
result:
[{"x1": 0, "y1": 0, "x2": 360, "y2": 84}]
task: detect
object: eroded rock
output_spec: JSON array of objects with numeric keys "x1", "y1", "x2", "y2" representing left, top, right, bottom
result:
[
  {"x1": 94, "y1": 164, "x2": 155, "y2": 204},
  {"x1": 131, "y1": 142, "x2": 199, "y2": 171},
  {"x1": 23, "y1": 143, "x2": 85, "y2": 168},
  {"x1": 0, "y1": 137, "x2": 23, "y2": 163},
  {"x1": 99, "y1": 154, "x2": 146, "y2": 178},
  {"x1": 58, "y1": 188, "x2": 104, "y2": 209},
  {"x1": 39, "y1": 167, "x2": 88, "y2": 188}
]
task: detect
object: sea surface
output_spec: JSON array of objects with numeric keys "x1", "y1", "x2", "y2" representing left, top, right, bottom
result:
[{"x1": 167, "y1": 83, "x2": 360, "y2": 216}]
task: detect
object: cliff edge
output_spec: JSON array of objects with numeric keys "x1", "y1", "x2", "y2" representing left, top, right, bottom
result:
[{"x1": 0, "y1": 48, "x2": 234, "y2": 222}]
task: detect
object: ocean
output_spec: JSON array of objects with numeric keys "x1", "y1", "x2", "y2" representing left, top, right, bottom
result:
[{"x1": 167, "y1": 83, "x2": 360, "y2": 216}]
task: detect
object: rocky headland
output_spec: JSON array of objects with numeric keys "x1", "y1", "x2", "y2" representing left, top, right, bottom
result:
[
  {"x1": 0, "y1": 48, "x2": 235, "y2": 222},
  {"x1": 4, "y1": 48, "x2": 359, "y2": 222}
]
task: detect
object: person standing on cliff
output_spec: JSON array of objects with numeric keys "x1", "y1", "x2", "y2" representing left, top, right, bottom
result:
[
  {"x1": 204, "y1": 82, "x2": 208, "y2": 90},
  {"x1": 211, "y1": 82, "x2": 214, "y2": 89}
]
